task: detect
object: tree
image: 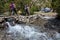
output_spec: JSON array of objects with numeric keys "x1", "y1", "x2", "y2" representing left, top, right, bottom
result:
[{"x1": 52, "y1": 0, "x2": 60, "y2": 18}]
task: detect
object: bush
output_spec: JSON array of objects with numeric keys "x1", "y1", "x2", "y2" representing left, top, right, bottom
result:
[
  {"x1": 30, "y1": 6, "x2": 39, "y2": 15},
  {"x1": 4, "y1": 3, "x2": 9, "y2": 11},
  {"x1": 52, "y1": 0, "x2": 60, "y2": 18}
]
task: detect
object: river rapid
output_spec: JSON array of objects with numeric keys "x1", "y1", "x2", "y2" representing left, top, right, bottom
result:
[{"x1": 0, "y1": 22, "x2": 60, "y2": 40}]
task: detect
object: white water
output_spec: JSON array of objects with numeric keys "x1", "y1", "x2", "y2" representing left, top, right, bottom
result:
[
  {"x1": 42, "y1": 16, "x2": 55, "y2": 20},
  {"x1": 5, "y1": 22, "x2": 60, "y2": 40}
]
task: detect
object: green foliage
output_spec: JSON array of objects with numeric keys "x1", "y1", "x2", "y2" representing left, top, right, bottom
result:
[
  {"x1": 0, "y1": 0, "x2": 52, "y2": 15},
  {"x1": 4, "y1": 3, "x2": 9, "y2": 11},
  {"x1": 52, "y1": 0, "x2": 59, "y2": 10},
  {"x1": 52, "y1": 0, "x2": 60, "y2": 17},
  {"x1": 30, "y1": 6, "x2": 39, "y2": 15}
]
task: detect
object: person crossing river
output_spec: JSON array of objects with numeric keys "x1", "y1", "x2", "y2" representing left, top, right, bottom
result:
[{"x1": 10, "y1": 2, "x2": 17, "y2": 15}]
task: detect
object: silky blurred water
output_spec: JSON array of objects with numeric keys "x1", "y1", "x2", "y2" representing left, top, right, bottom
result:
[{"x1": 1, "y1": 22, "x2": 60, "y2": 40}]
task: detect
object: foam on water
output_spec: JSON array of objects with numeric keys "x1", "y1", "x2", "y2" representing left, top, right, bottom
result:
[
  {"x1": 5, "y1": 22, "x2": 60, "y2": 40},
  {"x1": 43, "y1": 16, "x2": 55, "y2": 19}
]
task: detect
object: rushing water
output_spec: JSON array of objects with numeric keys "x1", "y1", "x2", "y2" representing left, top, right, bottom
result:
[{"x1": 1, "y1": 22, "x2": 60, "y2": 40}]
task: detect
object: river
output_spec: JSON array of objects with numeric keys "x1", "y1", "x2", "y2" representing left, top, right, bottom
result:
[{"x1": 0, "y1": 21, "x2": 60, "y2": 40}]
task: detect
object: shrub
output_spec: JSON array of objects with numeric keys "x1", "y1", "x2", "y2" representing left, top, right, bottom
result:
[
  {"x1": 52, "y1": 0, "x2": 60, "y2": 18},
  {"x1": 30, "y1": 6, "x2": 39, "y2": 15}
]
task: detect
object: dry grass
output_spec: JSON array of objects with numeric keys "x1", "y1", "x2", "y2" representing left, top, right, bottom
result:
[{"x1": 34, "y1": 11, "x2": 57, "y2": 17}]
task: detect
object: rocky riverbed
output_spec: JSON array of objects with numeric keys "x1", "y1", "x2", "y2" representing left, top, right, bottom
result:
[{"x1": 0, "y1": 14, "x2": 60, "y2": 40}]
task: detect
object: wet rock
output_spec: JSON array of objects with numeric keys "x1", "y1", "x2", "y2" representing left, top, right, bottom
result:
[
  {"x1": 17, "y1": 20, "x2": 23, "y2": 24},
  {"x1": 0, "y1": 17, "x2": 4, "y2": 23},
  {"x1": 44, "y1": 22, "x2": 55, "y2": 29},
  {"x1": 44, "y1": 19, "x2": 60, "y2": 33},
  {"x1": 0, "y1": 24, "x2": 6, "y2": 30}
]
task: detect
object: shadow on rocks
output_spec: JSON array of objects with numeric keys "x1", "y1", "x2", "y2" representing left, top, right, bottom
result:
[{"x1": 44, "y1": 18, "x2": 60, "y2": 33}]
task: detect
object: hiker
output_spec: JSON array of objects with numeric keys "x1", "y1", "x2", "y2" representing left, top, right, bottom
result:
[
  {"x1": 10, "y1": 2, "x2": 17, "y2": 15},
  {"x1": 24, "y1": 5, "x2": 30, "y2": 15}
]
